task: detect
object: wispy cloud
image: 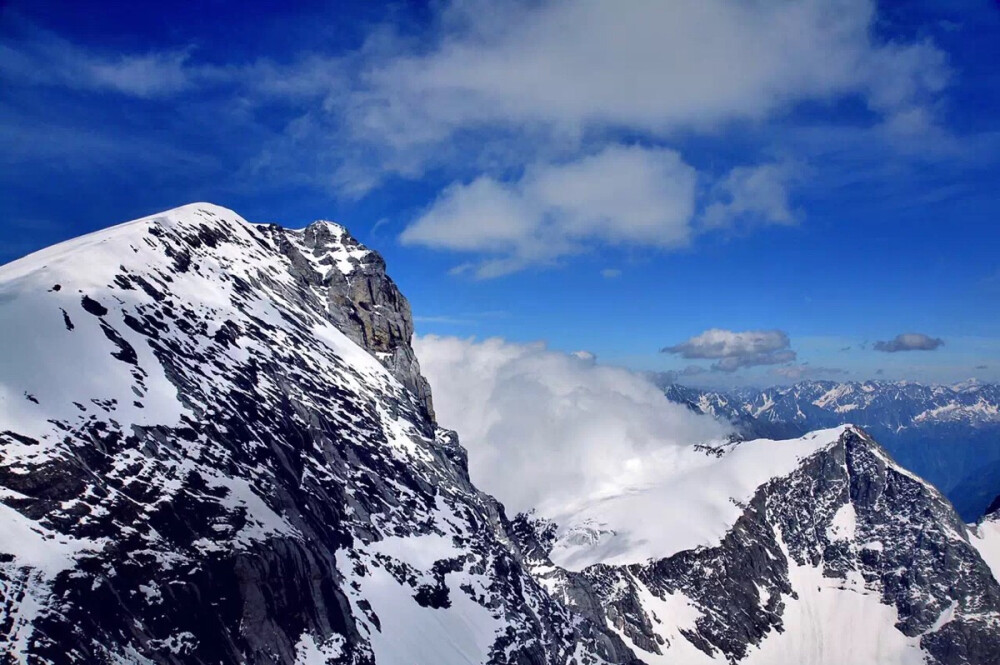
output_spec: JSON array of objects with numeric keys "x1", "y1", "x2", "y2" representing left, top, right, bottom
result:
[
  {"x1": 413, "y1": 315, "x2": 475, "y2": 326},
  {"x1": 1, "y1": 0, "x2": 973, "y2": 285},
  {"x1": 333, "y1": 0, "x2": 949, "y2": 188},
  {"x1": 0, "y1": 26, "x2": 196, "y2": 97},
  {"x1": 413, "y1": 310, "x2": 511, "y2": 327},
  {"x1": 772, "y1": 364, "x2": 848, "y2": 381}
]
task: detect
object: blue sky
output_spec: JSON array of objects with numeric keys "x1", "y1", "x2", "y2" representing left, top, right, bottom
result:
[{"x1": 2, "y1": 0, "x2": 998, "y2": 386}]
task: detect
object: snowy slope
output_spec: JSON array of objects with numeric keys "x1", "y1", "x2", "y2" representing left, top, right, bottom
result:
[
  {"x1": 971, "y1": 509, "x2": 1000, "y2": 584},
  {"x1": 548, "y1": 427, "x2": 852, "y2": 570},
  {"x1": 0, "y1": 204, "x2": 627, "y2": 664},
  {"x1": 521, "y1": 427, "x2": 1000, "y2": 665}
]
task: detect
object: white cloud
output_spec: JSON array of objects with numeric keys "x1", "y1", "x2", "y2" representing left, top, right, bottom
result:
[
  {"x1": 663, "y1": 329, "x2": 790, "y2": 359},
  {"x1": 772, "y1": 365, "x2": 849, "y2": 381},
  {"x1": 413, "y1": 335, "x2": 729, "y2": 515},
  {"x1": 337, "y1": 0, "x2": 950, "y2": 186},
  {"x1": 600, "y1": 268, "x2": 622, "y2": 279},
  {"x1": 702, "y1": 162, "x2": 800, "y2": 229},
  {"x1": 0, "y1": 29, "x2": 195, "y2": 97},
  {"x1": 662, "y1": 328, "x2": 797, "y2": 373},
  {"x1": 400, "y1": 145, "x2": 698, "y2": 277}
]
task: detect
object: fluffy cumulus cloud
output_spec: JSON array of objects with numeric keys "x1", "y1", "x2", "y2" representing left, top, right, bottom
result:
[
  {"x1": 662, "y1": 328, "x2": 797, "y2": 372},
  {"x1": 873, "y1": 333, "x2": 945, "y2": 352},
  {"x1": 401, "y1": 145, "x2": 698, "y2": 277},
  {"x1": 413, "y1": 335, "x2": 730, "y2": 515},
  {"x1": 399, "y1": 145, "x2": 808, "y2": 276}
]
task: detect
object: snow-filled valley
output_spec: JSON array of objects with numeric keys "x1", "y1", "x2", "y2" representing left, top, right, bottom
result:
[{"x1": 2, "y1": 204, "x2": 999, "y2": 664}]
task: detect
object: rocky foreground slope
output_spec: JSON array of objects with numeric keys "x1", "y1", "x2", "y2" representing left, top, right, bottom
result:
[{"x1": 2, "y1": 204, "x2": 999, "y2": 664}]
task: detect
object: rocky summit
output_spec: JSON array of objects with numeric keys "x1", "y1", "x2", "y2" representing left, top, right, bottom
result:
[{"x1": 2, "y1": 204, "x2": 999, "y2": 664}]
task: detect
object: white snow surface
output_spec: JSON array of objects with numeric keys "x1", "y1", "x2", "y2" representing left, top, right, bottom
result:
[
  {"x1": 738, "y1": 551, "x2": 925, "y2": 665},
  {"x1": 1, "y1": 203, "x2": 483, "y2": 660},
  {"x1": 549, "y1": 426, "x2": 854, "y2": 570},
  {"x1": 971, "y1": 513, "x2": 1000, "y2": 584}
]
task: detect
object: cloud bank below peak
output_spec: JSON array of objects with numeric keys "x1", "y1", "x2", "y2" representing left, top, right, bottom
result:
[{"x1": 413, "y1": 335, "x2": 730, "y2": 515}]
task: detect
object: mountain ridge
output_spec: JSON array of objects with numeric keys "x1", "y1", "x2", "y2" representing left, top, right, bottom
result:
[
  {"x1": 2, "y1": 203, "x2": 999, "y2": 664},
  {"x1": 661, "y1": 379, "x2": 1000, "y2": 520}
]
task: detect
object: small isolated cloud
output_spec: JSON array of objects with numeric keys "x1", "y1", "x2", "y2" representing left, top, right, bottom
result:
[
  {"x1": 873, "y1": 333, "x2": 944, "y2": 352},
  {"x1": 876, "y1": 368, "x2": 885, "y2": 375},
  {"x1": 414, "y1": 335, "x2": 729, "y2": 514},
  {"x1": 772, "y1": 365, "x2": 848, "y2": 381},
  {"x1": 840, "y1": 346, "x2": 853, "y2": 351},
  {"x1": 975, "y1": 365, "x2": 988, "y2": 370},
  {"x1": 601, "y1": 268, "x2": 622, "y2": 279},
  {"x1": 662, "y1": 328, "x2": 796, "y2": 372},
  {"x1": 400, "y1": 145, "x2": 698, "y2": 278},
  {"x1": 662, "y1": 329, "x2": 790, "y2": 358}
]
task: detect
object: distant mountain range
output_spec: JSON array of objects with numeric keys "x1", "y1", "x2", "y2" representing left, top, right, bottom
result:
[{"x1": 662, "y1": 380, "x2": 1000, "y2": 520}]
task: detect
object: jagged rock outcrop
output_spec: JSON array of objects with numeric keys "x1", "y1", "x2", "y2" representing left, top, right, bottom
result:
[{"x1": 262, "y1": 217, "x2": 434, "y2": 418}]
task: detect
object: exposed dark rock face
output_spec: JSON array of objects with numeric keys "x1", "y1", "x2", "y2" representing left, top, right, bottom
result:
[
  {"x1": 984, "y1": 493, "x2": 1000, "y2": 518},
  {"x1": 262, "y1": 218, "x2": 435, "y2": 419}
]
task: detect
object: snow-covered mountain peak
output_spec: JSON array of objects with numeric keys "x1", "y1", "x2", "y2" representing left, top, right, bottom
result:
[
  {"x1": 3, "y1": 206, "x2": 1000, "y2": 664},
  {"x1": 664, "y1": 379, "x2": 1000, "y2": 519},
  {"x1": 2, "y1": 204, "x2": 618, "y2": 663}
]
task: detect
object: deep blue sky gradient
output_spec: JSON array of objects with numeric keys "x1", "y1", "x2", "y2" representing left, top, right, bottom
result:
[{"x1": 2, "y1": 0, "x2": 998, "y2": 385}]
